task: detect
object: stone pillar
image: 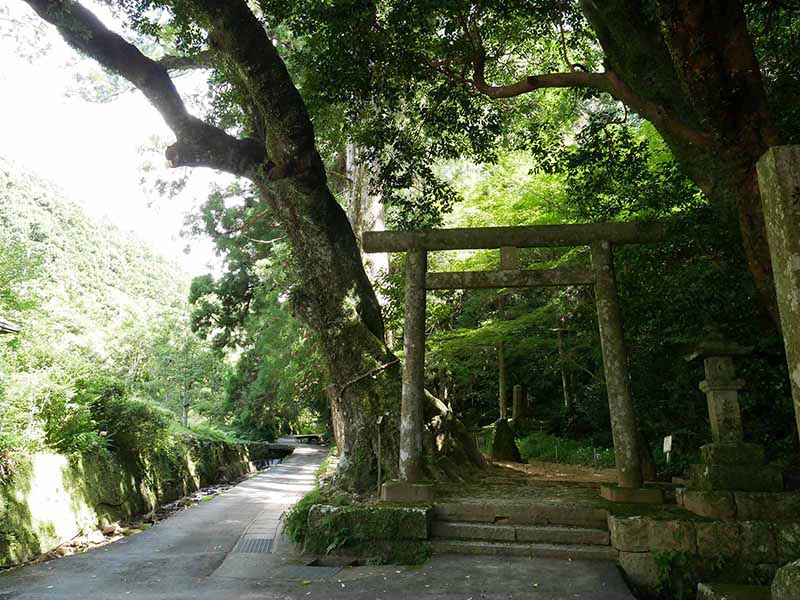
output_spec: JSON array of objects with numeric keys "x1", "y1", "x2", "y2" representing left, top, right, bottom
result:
[
  {"x1": 757, "y1": 146, "x2": 800, "y2": 446},
  {"x1": 498, "y1": 341, "x2": 508, "y2": 420},
  {"x1": 496, "y1": 247, "x2": 517, "y2": 420},
  {"x1": 700, "y1": 355, "x2": 744, "y2": 444},
  {"x1": 500, "y1": 246, "x2": 519, "y2": 271},
  {"x1": 591, "y1": 240, "x2": 643, "y2": 490},
  {"x1": 512, "y1": 384, "x2": 524, "y2": 420},
  {"x1": 399, "y1": 249, "x2": 426, "y2": 483}
]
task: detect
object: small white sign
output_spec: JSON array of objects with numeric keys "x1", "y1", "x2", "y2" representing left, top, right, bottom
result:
[{"x1": 663, "y1": 435, "x2": 673, "y2": 454}]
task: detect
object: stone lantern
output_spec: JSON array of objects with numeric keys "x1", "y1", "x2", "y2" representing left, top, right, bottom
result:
[{"x1": 679, "y1": 337, "x2": 783, "y2": 519}]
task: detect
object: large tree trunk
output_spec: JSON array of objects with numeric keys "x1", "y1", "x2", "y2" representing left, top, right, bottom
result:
[
  {"x1": 580, "y1": 0, "x2": 781, "y2": 325},
  {"x1": 250, "y1": 168, "x2": 400, "y2": 490},
  {"x1": 22, "y1": 0, "x2": 407, "y2": 491}
]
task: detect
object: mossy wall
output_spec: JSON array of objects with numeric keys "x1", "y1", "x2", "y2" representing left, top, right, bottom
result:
[
  {"x1": 304, "y1": 504, "x2": 432, "y2": 564},
  {"x1": 0, "y1": 440, "x2": 256, "y2": 567},
  {"x1": 610, "y1": 514, "x2": 800, "y2": 597}
]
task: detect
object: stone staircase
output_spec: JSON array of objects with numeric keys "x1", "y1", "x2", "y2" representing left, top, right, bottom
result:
[{"x1": 430, "y1": 501, "x2": 618, "y2": 561}]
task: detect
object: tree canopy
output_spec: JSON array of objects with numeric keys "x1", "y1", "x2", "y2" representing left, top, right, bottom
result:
[{"x1": 5, "y1": 0, "x2": 800, "y2": 488}]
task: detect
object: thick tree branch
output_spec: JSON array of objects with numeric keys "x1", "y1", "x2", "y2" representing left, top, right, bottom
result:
[
  {"x1": 185, "y1": 0, "x2": 319, "y2": 177},
  {"x1": 23, "y1": 0, "x2": 268, "y2": 179},
  {"x1": 474, "y1": 69, "x2": 611, "y2": 98},
  {"x1": 158, "y1": 49, "x2": 216, "y2": 71},
  {"x1": 470, "y1": 45, "x2": 710, "y2": 149}
]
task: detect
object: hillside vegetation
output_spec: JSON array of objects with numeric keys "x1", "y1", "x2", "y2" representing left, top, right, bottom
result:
[{"x1": 0, "y1": 158, "x2": 234, "y2": 474}]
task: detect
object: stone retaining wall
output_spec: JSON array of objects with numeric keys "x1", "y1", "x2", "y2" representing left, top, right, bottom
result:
[
  {"x1": 305, "y1": 504, "x2": 433, "y2": 564},
  {"x1": 610, "y1": 514, "x2": 800, "y2": 592},
  {"x1": 0, "y1": 441, "x2": 261, "y2": 567}
]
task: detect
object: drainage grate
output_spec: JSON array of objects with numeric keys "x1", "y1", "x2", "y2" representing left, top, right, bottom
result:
[{"x1": 232, "y1": 537, "x2": 273, "y2": 554}]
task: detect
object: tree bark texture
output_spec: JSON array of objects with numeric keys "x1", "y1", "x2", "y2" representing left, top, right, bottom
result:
[
  {"x1": 556, "y1": 329, "x2": 575, "y2": 411},
  {"x1": 578, "y1": 0, "x2": 781, "y2": 324},
  {"x1": 345, "y1": 144, "x2": 393, "y2": 348}
]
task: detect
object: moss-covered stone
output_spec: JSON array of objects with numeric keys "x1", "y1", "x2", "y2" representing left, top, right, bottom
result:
[
  {"x1": 619, "y1": 551, "x2": 660, "y2": 589},
  {"x1": 304, "y1": 504, "x2": 432, "y2": 564},
  {"x1": 490, "y1": 419, "x2": 521, "y2": 462},
  {"x1": 338, "y1": 540, "x2": 432, "y2": 565},
  {"x1": 697, "y1": 583, "x2": 771, "y2": 600},
  {"x1": 689, "y1": 464, "x2": 783, "y2": 492},
  {"x1": 772, "y1": 558, "x2": 800, "y2": 600},
  {"x1": 608, "y1": 515, "x2": 649, "y2": 551},
  {"x1": 648, "y1": 519, "x2": 696, "y2": 553},
  {"x1": 600, "y1": 484, "x2": 663, "y2": 504},
  {"x1": 696, "y1": 521, "x2": 740, "y2": 559},
  {"x1": 777, "y1": 522, "x2": 800, "y2": 562},
  {"x1": 681, "y1": 489, "x2": 737, "y2": 520},
  {"x1": 739, "y1": 522, "x2": 777, "y2": 563},
  {"x1": 735, "y1": 492, "x2": 800, "y2": 521},
  {"x1": 700, "y1": 443, "x2": 764, "y2": 466}
]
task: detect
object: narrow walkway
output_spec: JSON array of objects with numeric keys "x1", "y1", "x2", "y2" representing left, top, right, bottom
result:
[{"x1": 0, "y1": 443, "x2": 633, "y2": 599}]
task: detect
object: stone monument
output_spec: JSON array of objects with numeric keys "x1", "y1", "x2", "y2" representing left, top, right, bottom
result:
[{"x1": 679, "y1": 338, "x2": 783, "y2": 519}]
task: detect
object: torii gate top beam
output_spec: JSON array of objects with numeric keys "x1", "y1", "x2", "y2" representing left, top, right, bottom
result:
[{"x1": 363, "y1": 221, "x2": 665, "y2": 253}]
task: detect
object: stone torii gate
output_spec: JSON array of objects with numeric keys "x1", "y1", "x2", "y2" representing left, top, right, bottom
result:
[{"x1": 363, "y1": 222, "x2": 666, "y2": 504}]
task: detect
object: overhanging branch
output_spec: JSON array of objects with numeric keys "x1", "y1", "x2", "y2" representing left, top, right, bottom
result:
[
  {"x1": 23, "y1": 0, "x2": 268, "y2": 179},
  {"x1": 474, "y1": 70, "x2": 612, "y2": 99},
  {"x1": 468, "y1": 41, "x2": 710, "y2": 149}
]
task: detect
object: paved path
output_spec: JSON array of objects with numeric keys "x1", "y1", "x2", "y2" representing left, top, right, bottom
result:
[{"x1": 0, "y1": 444, "x2": 634, "y2": 599}]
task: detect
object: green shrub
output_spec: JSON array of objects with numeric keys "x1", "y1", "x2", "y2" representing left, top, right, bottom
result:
[
  {"x1": 516, "y1": 431, "x2": 615, "y2": 468},
  {"x1": 92, "y1": 392, "x2": 175, "y2": 455},
  {"x1": 283, "y1": 487, "x2": 325, "y2": 545},
  {"x1": 38, "y1": 378, "x2": 108, "y2": 454},
  {"x1": 184, "y1": 423, "x2": 242, "y2": 444}
]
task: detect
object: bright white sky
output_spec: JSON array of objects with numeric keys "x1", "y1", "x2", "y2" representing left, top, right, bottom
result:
[{"x1": 0, "y1": 1, "x2": 219, "y2": 276}]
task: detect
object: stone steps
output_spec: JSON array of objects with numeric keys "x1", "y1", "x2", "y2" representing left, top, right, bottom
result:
[
  {"x1": 434, "y1": 501, "x2": 609, "y2": 530},
  {"x1": 431, "y1": 501, "x2": 615, "y2": 561},
  {"x1": 697, "y1": 583, "x2": 771, "y2": 600},
  {"x1": 430, "y1": 539, "x2": 619, "y2": 561},
  {"x1": 432, "y1": 520, "x2": 610, "y2": 546}
]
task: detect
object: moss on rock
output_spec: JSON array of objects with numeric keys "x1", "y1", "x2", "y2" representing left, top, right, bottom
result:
[{"x1": 303, "y1": 504, "x2": 432, "y2": 564}]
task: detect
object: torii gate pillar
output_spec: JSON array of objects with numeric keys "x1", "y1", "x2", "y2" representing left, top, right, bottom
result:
[
  {"x1": 399, "y1": 249, "x2": 427, "y2": 482},
  {"x1": 591, "y1": 241, "x2": 643, "y2": 489},
  {"x1": 380, "y1": 249, "x2": 435, "y2": 502}
]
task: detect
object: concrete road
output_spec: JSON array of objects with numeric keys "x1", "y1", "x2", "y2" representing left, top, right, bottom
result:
[{"x1": 0, "y1": 444, "x2": 634, "y2": 599}]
